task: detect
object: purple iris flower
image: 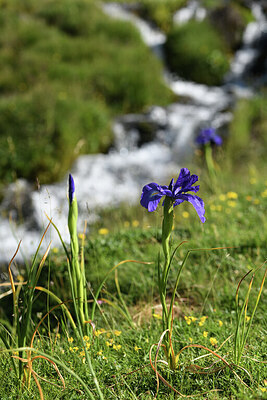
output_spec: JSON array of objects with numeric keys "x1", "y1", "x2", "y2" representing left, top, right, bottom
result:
[
  {"x1": 68, "y1": 174, "x2": 75, "y2": 204},
  {"x1": 140, "y1": 168, "x2": 206, "y2": 223},
  {"x1": 196, "y1": 128, "x2": 222, "y2": 146}
]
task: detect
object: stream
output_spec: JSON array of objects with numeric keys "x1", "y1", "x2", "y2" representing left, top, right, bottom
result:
[{"x1": 0, "y1": 1, "x2": 266, "y2": 266}]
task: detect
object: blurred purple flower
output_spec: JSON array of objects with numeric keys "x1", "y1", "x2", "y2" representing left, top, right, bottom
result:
[
  {"x1": 140, "y1": 168, "x2": 206, "y2": 223},
  {"x1": 68, "y1": 174, "x2": 75, "y2": 204},
  {"x1": 196, "y1": 128, "x2": 222, "y2": 146}
]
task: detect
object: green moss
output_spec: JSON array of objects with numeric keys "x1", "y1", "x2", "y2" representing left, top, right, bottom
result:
[
  {"x1": 165, "y1": 20, "x2": 230, "y2": 85},
  {"x1": 0, "y1": 0, "x2": 172, "y2": 184}
]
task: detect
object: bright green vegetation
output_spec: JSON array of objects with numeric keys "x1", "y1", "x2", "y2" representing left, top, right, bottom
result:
[
  {"x1": 165, "y1": 19, "x2": 230, "y2": 85},
  {"x1": 0, "y1": 0, "x2": 172, "y2": 184},
  {"x1": 0, "y1": 138, "x2": 266, "y2": 398},
  {"x1": 226, "y1": 95, "x2": 267, "y2": 167}
]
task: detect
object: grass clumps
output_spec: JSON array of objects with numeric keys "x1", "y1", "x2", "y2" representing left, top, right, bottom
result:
[
  {"x1": 0, "y1": 0, "x2": 172, "y2": 185},
  {"x1": 165, "y1": 19, "x2": 230, "y2": 85},
  {"x1": 226, "y1": 95, "x2": 267, "y2": 168}
]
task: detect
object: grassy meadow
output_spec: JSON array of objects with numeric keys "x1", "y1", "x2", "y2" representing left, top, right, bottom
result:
[
  {"x1": 0, "y1": 0, "x2": 267, "y2": 399},
  {"x1": 0, "y1": 137, "x2": 266, "y2": 399}
]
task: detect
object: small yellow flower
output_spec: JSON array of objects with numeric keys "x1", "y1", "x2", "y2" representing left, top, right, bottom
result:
[
  {"x1": 97, "y1": 350, "x2": 103, "y2": 356},
  {"x1": 182, "y1": 211, "x2": 189, "y2": 219},
  {"x1": 191, "y1": 317, "x2": 197, "y2": 322},
  {"x1": 52, "y1": 247, "x2": 59, "y2": 254},
  {"x1": 114, "y1": 330, "x2": 122, "y2": 336},
  {"x1": 83, "y1": 335, "x2": 90, "y2": 342},
  {"x1": 261, "y1": 189, "x2": 267, "y2": 197},
  {"x1": 106, "y1": 341, "x2": 112, "y2": 347},
  {"x1": 199, "y1": 316, "x2": 208, "y2": 326},
  {"x1": 17, "y1": 274, "x2": 24, "y2": 282},
  {"x1": 249, "y1": 178, "x2": 257, "y2": 185},
  {"x1": 68, "y1": 337, "x2": 74, "y2": 343},
  {"x1": 219, "y1": 194, "x2": 226, "y2": 201},
  {"x1": 203, "y1": 331, "x2": 208, "y2": 338},
  {"x1": 227, "y1": 192, "x2": 238, "y2": 199},
  {"x1": 210, "y1": 204, "x2": 216, "y2": 211},
  {"x1": 69, "y1": 347, "x2": 74, "y2": 352},
  {"x1": 246, "y1": 195, "x2": 252, "y2": 201},
  {"x1": 132, "y1": 220, "x2": 139, "y2": 227},
  {"x1": 98, "y1": 228, "x2": 109, "y2": 235},
  {"x1": 253, "y1": 199, "x2": 260, "y2": 205},
  {"x1": 124, "y1": 221, "x2": 130, "y2": 228},
  {"x1": 210, "y1": 337, "x2": 218, "y2": 346},
  {"x1": 55, "y1": 332, "x2": 60, "y2": 338},
  {"x1": 86, "y1": 342, "x2": 91, "y2": 349},
  {"x1": 259, "y1": 388, "x2": 266, "y2": 393},
  {"x1": 218, "y1": 320, "x2": 223, "y2": 327},
  {"x1": 113, "y1": 344, "x2": 122, "y2": 351},
  {"x1": 78, "y1": 233, "x2": 85, "y2": 240},
  {"x1": 152, "y1": 313, "x2": 162, "y2": 320},
  {"x1": 245, "y1": 315, "x2": 251, "y2": 322},
  {"x1": 95, "y1": 329, "x2": 106, "y2": 337},
  {"x1": 184, "y1": 316, "x2": 192, "y2": 325},
  {"x1": 134, "y1": 345, "x2": 141, "y2": 352},
  {"x1": 227, "y1": 201, "x2": 237, "y2": 208},
  {"x1": 80, "y1": 350, "x2": 85, "y2": 357},
  {"x1": 189, "y1": 337, "x2": 193, "y2": 343},
  {"x1": 73, "y1": 346, "x2": 79, "y2": 352}
]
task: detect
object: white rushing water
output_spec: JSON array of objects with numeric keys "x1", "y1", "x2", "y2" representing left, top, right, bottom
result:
[{"x1": 0, "y1": 1, "x2": 266, "y2": 265}]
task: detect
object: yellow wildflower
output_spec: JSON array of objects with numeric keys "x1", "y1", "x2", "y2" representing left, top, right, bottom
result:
[
  {"x1": 132, "y1": 220, "x2": 139, "y2": 227},
  {"x1": 199, "y1": 316, "x2": 208, "y2": 327},
  {"x1": 210, "y1": 337, "x2": 218, "y2": 346},
  {"x1": 83, "y1": 335, "x2": 90, "y2": 342},
  {"x1": 52, "y1": 247, "x2": 59, "y2": 254},
  {"x1": 261, "y1": 189, "x2": 267, "y2": 197},
  {"x1": 114, "y1": 330, "x2": 122, "y2": 336},
  {"x1": 245, "y1": 316, "x2": 251, "y2": 322},
  {"x1": 253, "y1": 199, "x2": 260, "y2": 205},
  {"x1": 218, "y1": 320, "x2": 223, "y2": 327},
  {"x1": 95, "y1": 329, "x2": 106, "y2": 337},
  {"x1": 246, "y1": 195, "x2": 252, "y2": 201},
  {"x1": 182, "y1": 211, "x2": 189, "y2": 218},
  {"x1": 203, "y1": 331, "x2": 208, "y2": 338},
  {"x1": 68, "y1": 337, "x2": 74, "y2": 343},
  {"x1": 134, "y1": 345, "x2": 141, "y2": 352},
  {"x1": 153, "y1": 313, "x2": 162, "y2": 320},
  {"x1": 80, "y1": 350, "x2": 85, "y2": 357},
  {"x1": 86, "y1": 342, "x2": 91, "y2": 349},
  {"x1": 97, "y1": 350, "x2": 103, "y2": 356},
  {"x1": 73, "y1": 347, "x2": 79, "y2": 352},
  {"x1": 98, "y1": 228, "x2": 109, "y2": 235},
  {"x1": 259, "y1": 388, "x2": 266, "y2": 393},
  {"x1": 124, "y1": 221, "x2": 130, "y2": 228},
  {"x1": 219, "y1": 194, "x2": 226, "y2": 201},
  {"x1": 227, "y1": 201, "x2": 236, "y2": 208},
  {"x1": 249, "y1": 178, "x2": 257, "y2": 185},
  {"x1": 227, "y1": 192, "x2": 238, "y2": 199},
  {"x1": 113, "y1": 344, "x2": 122, "y2": 351},
  {"x1": 189, "y1": 337, "x2": 193, "y2": 343},
  {"x1": 106, "y1": 341, "x2": 112, "y2": 347},
  {"x1": 184, "y1": 316, "x2": 192, "y2": 325},
  {"x1": 78, "y1": 233, "x2": 85, "y2": 240}
]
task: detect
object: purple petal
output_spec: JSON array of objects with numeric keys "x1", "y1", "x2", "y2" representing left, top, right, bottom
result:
[
  {"x1": 68, "y1": 174, "x2": 75, "y2": 204},
  {"x1": 140, "y1": 183, "x2": 164, "y2": 212},
  {"x1": 177, "y1": 194, "x2": 206, "y2": 223},
  {"x1": 212, "y1": 134, "x2": 223, "y2": 146}
]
